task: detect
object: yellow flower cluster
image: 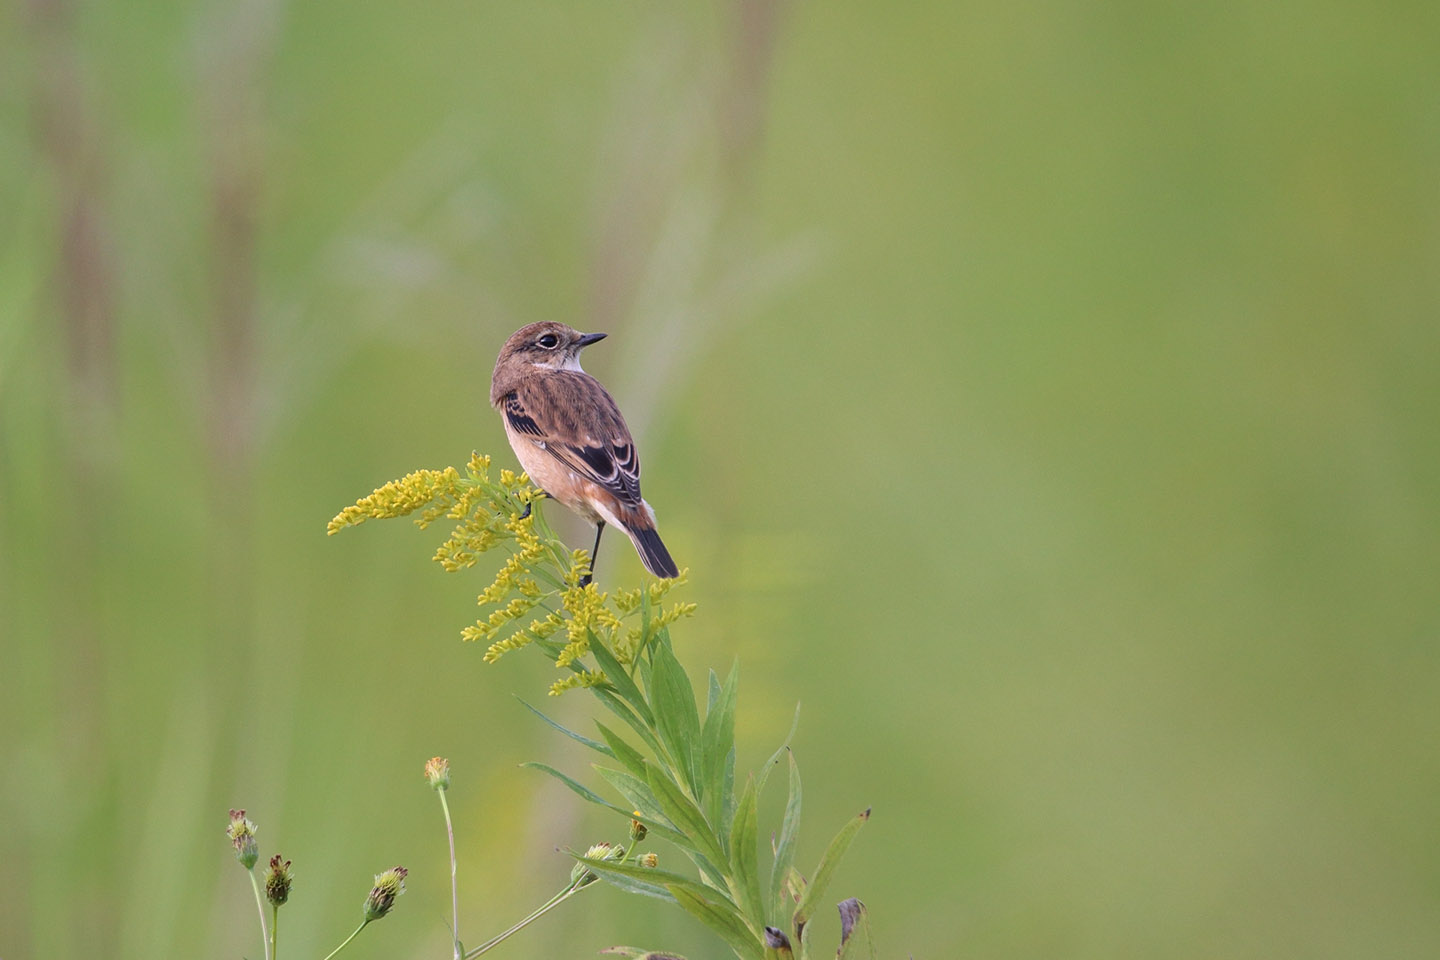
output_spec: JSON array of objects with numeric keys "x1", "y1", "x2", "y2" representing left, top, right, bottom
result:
[{"x1": 330, "y1": 452, "x2": 692, "y2": 695}]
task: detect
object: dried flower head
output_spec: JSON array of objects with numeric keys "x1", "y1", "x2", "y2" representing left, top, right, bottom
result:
[
  {"x1": 570, "y1": 841, "x2": 623, "y2": 886},
  {"x1": 226, "y1": 809, "x2": 259, "y2": 870},
  {"x1": 424, "y1": 756, "x2": 451, "y2": 790},
  {"x1": 364, "y1": 866, "x2": 408, "y2": 921},
  {"x1": 629, "y1": 812, "x2": 647, "y2": 843},
  {"x1": 265, "y1": 855, "x2": 293, "y2": 906}
]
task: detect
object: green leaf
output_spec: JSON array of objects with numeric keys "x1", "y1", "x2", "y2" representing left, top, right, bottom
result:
[
  {"x1": 516, "y1": 697, "x2": 613, "y2": 756},
  {"x1": 730, "y1": 775, "x2": 766, "y2": 928},
  {"x1": 649, "y1": 637, "x2": 702, "y2": 794},
  {"x1": 589, "y1": 634, "x2": 654, "y2": 725},
  {"x1": 520, "y1": 762, "x2": 632, "y2": 817},
  {"x1": 768, "y1": 751, "x2": 802, "y2": 920},
  {"x1": 600, "y1": 947, "x2": 688, "y2": 960},
  {"x1": 670, "y1": 885, "x2": 764, "y2": 960},
  {"x1": 755, "y1": 703, "x2": 801, "y2": 798},
  {"x1": 834, "y1": 899, "x2": 875, "y2": 960},
  {"x1": 700, "y1": 661, "x2": 739, "y2": 835},
  {"x1": 792, "y1": 809, "x2": 870, "y2": 941},
  {"x1": 566, "y1": 851, "x2": 724, "y2": 906},
  {"x1": 592, "y1": 686, "x2": 665, "y2": 758},
  {"x1": 591, "y1": 766, "x2": 672, "y2": 830},
  {"x1": 646, "y1": 761, "x2": 729, "y2": 871},
  {"x1": 595, "y1": 721, "x2": 651, "y2": 779}
]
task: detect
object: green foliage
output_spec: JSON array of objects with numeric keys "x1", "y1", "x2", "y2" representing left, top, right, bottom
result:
[{"x1": 332, "y1": 456, "x2": 873, "y2": 959}]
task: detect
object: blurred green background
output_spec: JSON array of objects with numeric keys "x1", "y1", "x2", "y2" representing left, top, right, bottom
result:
[{"x1": 2, "y1": 1, "x2": 1437, "y2": 957}]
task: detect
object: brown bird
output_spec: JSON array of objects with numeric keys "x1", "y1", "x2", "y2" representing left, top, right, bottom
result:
[{"x1": 490, "y1": 321, "x2": 679, "y2": 582}]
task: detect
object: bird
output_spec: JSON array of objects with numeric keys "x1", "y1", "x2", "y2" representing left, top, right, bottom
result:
[{"x1": 490, "y1": 321, "x2": 679, "y2": 583}]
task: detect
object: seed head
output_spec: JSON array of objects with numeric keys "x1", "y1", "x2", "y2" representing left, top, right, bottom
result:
[
  {"x1": 424, "y1": 756, "x2": 451, "y2": 791},
  {"x1": 570, "y1": 841, "x2": 622, "y2": 886},
  {"x1": 265, "y1": 855, "x2": 293, "y2": 907},
  {"x1": 363, "y1": 866, "x2": 408, "y2": 921},
  {"x1": 226, "y1": 809, "x2": 259, "y2": 870}
]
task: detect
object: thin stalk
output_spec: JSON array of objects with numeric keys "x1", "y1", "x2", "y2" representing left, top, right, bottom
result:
[
  {"x1": 320, "y1": 920, "x2": 369, "y2": 960},
  {"x1": 461, "y1": 882, "x2": 587, "y2": 959},
  {"x1": 247, "y1": 869, "x2": 271, "y2": 960},
  {"x1": 269, "y1": 903, "x2": 278, "y2": 960},
  {"x1": 439, "y1": 788, "x2": 461, "y2": 960}
]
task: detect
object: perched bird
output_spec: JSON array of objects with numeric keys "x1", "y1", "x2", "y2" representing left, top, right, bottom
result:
[{"x1": 490, "y1": 321, "x2": 679, "y2": 582}]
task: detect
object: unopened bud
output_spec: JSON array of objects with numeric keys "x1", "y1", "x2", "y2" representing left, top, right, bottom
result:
[
  {"x1": 629, "y1": 812, "x2": 647, "y2": 843},
  {"x1": 764, "y1": 926, "x2": 794, "y2": 959},
  {"x1": 265, "y1": 855, "x2": 293, "y2": 907},
  {"x1": 424, "y1": 757, "x2": 451, "y2": 791},
  {"x1": 637, "y1": 852, "x2": 658, "y2": 868},
  {"x1": 363, "y1": 866, "x2": 408, "y2": 921},
  {"x1": 226, "y1": 809, "x2": 259, "y2": 870}
]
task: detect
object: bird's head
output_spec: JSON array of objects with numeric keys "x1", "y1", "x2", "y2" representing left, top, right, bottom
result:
[{"x1": 491, "y1": 322, "x2": 607, "y2": 401}]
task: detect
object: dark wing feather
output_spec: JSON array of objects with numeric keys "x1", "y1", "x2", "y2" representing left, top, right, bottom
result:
[{"x1": 511, "y1": 373, "x2": 644, "y2": 506}]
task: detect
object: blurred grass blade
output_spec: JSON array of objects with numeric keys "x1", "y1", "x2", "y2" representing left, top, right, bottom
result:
[
  {"x1": 516, "y1": 697, "x2": 614, "y2": 756},
  {"x1": 835, "y1": 899, "x2": 874, "y2": 959},
  {"x1": 669, "y1": 885, "x2": 764, "y2": 960},
  {"x1": 731, "y1": 775, "x2": 765, "y2": 927},
  {"x1": 521, "y1": 762, "x2": 634, "y2": 817},
  {"x1": 791, "y1": 808, "x2": 870, "y2": 942},
  {"x1": 649, "y1": 635, "x2": 702, "y2": 794},
  {"x1": 700, "y1": 661, "x2": 739, "y2": 834},
  {"x1": 768, "y1": 750, "x2": 802, "y2": 919}
]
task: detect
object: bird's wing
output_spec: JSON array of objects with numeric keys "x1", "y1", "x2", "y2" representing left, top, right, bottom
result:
[{"x1": 505, "y1": 373, "x2": 643, "y2": 507}]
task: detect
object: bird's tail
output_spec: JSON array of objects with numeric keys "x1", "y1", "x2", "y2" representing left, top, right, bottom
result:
[{"x1": 622, "y1": 521, "x2": 679, "y2": 579}]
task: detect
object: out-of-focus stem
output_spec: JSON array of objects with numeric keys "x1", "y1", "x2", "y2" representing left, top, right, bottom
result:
[
  {"x1": 247, "y1": 868, "x2": 271, "y2": 960},
  {"x1": 461, "y1": 882, "x2": 587, "y2": 959},
  {"x1": 439, "y1": 788, "x2": 461, "y2": 960},
  {"x1": 320, "y1": 920, "x2": 369, "y2": 960}
]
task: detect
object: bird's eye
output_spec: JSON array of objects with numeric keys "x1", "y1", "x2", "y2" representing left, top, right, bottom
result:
[{"x1": 537, "y1": 334, "x2": 560, "y2": 349}]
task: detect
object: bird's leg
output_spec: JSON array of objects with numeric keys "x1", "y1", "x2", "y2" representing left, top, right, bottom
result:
[
  {"x1": 579, "y1": 521, "x2": 605, "y2": 588},
  {"x1": 518, "y1": 491, "x2": 549, "y2": 521}
]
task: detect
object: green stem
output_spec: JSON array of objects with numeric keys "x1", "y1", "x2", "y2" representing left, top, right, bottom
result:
[
  {"x1": 320, "y1": 920, "x2": 369, "y2": 960},
  {"x1": 438, "y1": 788, "x2": 461, "y2": 960},
  {"x1": 461, "y1": 882, "x2": 586, "y2": 959},
  {"x1": 270, "y1": 903, "x2": 279, "y2": 960},
  {"x1": 247, "y1": 868, "x2": 271, "y2": 960}
]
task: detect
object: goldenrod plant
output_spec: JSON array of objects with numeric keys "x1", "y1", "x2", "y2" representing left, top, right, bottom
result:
[{"x1": 226, "y1": 453, "x2": 873, "y2": 959}]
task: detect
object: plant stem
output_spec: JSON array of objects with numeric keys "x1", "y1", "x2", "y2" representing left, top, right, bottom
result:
[
  {"x1": 439, "y1": 788, "x2": 461, "y2": 960},
  {"x1": 461, "y1": 883, "x2": 586, "y2": 958},
  {"x1": 320, "y1": 920, "x2": 369, "y2": 960},
  {"x1": 247, "y1": 868, "x2": 271, "y2": 960},
  {"x1": 269, "y1": 903, "x2": 279, "y2": 960}
]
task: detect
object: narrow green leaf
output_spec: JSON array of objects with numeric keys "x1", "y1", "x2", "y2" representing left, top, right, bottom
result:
[
  {"x1": 730, "y1": 775, "x2": 765, "y2": 929},
  {"x1": 792, "y1": 809, "x2": 870, "y2": 939},
  {"x1": 566, "y1": 852, "x2": 723, "y2": 906},
  {"x1": 700, "y1": 660, "x2": 739, "y2": 835},
  {"x1": 706, "y1": 669, "x2": 722, "y2": 716},
  {"x1": 591, "y1": 766, "x2": 673, "y2": 831},
  {"x1": 600, "y1": 947, "x2": 688, "y2": 960},
  {"x1": 520, "y1": 762, "x2": 632, "y2": 817},
  {"x1": 595, "y1": 721, "x2": 650, "y2": 779},
  {"x1": 768, "y1": 750, "x2": 802, "y2": 920},
  {"x1": 834, "y1": 899, "x2": 875, "y2": 960},
  {"x1": 670, "y1": 885, "x2": 764, "y2": 960},
  {"x1": 515, "y1": 697, "x2": 613, "y2": 756},
  {"x1": 755, "y1": 703, "x2": 801, "y2": 798},
  {"x1": 646, "y1": 761, "x2": 728, "y2": 871},
  {"x1": 592, "y1": 686, "x2": 665, "y2": 758},
  {"x1": 589, "y1": 634, "x2": 654, "y2": 725},
  {"x1": 649, "y1": 638, "x2": 702, "y2": 795}
]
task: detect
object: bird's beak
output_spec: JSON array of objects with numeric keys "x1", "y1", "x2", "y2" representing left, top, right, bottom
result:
[{"x1": 575, "y1": 332, "x2": 608, "y2": 348}]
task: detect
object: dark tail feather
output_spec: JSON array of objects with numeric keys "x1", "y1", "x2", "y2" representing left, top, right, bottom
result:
[{"x1": 626, "y1": 523, "x2": 679, "y2": 579}]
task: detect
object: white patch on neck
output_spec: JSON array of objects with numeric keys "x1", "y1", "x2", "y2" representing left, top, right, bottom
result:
[{"x1": 559, "y1": 353, "x2": 585, "y2": 373}]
